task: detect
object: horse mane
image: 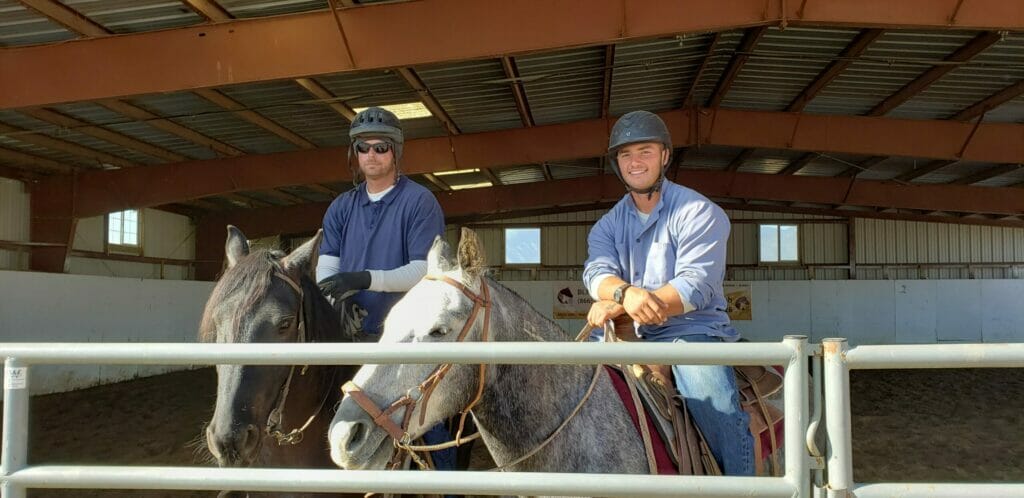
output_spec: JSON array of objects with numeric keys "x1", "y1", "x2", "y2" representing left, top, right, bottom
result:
[
  {"x1": 484, "y1": 275, "x2": 574, "y2": 342},
  {"x1": 198, "y1": 249, "x2": 286, "y2": 343}
]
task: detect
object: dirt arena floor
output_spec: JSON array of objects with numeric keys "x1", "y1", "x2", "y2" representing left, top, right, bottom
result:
[{"x1": 10, "y1": 366, "x2": 1024, "y2": 497}]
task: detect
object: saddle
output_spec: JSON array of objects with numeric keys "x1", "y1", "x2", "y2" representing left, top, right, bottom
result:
[{"x1": 605, "y1": 317, "x2": 785, "y2": 476}]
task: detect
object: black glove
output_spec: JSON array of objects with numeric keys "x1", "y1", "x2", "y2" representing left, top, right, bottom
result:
[{"x1": 318, "y1": 271, "x2": 371, "y2": 303}]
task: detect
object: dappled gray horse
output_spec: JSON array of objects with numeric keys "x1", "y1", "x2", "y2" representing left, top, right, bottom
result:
[
  {"x1": 328, "y1": 229, "x2": 649, "y2": 479},
  {"x1": 200, "y1": 226, "x2": 361, "y2": 498}
]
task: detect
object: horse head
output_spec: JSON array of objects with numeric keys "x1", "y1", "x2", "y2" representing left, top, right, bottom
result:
[
  {"x1": 200, "y1": 225, "x2": 330, "y2": 467},
  {"x1": 328, "y1": 228, "x2": 491, "y2": 470}
]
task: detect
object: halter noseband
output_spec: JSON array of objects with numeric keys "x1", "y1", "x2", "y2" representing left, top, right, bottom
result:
[{"x1": 342, "y1": 274, "x2": 491, "y2": 469}]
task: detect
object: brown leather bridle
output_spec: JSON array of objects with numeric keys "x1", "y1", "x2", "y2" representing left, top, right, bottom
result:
[
  {"x1": 262, "y1": 268, "x2": 336, "y2": 445},
  {"x1": 342, "y1": 274, "x2": 491, "y2": 469},
  {"x1": 341, "y1": 274, "x2": 603, "y2": 472}
]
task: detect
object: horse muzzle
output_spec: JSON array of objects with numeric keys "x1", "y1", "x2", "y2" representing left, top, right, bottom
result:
[
  {"x1": 206, "y1": 421, "x2": 261, "y2": 468},
  {"x1": 329, "y1": 398, "x2": 391, "y2": 469}
]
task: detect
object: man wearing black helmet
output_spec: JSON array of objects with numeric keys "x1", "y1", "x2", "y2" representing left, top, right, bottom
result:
[
  {"x1": 316, "y1": 106, "x2": 455, "y2": 469},
  {"x1": 582, "y1": 111, "x2": 753, "y2": 475}
]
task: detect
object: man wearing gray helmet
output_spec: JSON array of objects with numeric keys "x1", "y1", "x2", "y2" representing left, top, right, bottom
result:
[
  {"x1": 581, "y1": 111, "x2": 753, "y2": 475},
  {"x1": 316, "y1": 106, "x2": 455, "y2": 469}
]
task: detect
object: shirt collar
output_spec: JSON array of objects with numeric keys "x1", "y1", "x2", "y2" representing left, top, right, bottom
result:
[{"x1": 359, "y1": 176, "x2": 406, "y2": 206}]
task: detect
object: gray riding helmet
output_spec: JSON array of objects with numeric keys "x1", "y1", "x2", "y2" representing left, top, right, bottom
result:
[
  {"x1": 347, "y1": 107, "x2": 404, "y2": 182},
  {"x1": 607, "y1": 110, "x2": 672, "y2": 195}
]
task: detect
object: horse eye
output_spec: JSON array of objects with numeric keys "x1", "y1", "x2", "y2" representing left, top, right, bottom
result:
[{"x1": 428, "y1": 326, "x2": 449, "y2": 338}]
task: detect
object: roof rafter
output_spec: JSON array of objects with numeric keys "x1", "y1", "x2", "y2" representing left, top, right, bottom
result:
[
  {"x1": 950, "y1": 164, "x2": 1022, "y2": 185},
  {"x1": 16, "y1": 0, "x2": 107, "y2": 36},
  {"x1": 708, "y1": 26, "x2": 767, "y2": 107},
  {"x1": 195, "y1": 171, "x2": 1024, "y2": 244},
  {"x1": 787, "y1": 28, "x2": 885, "y2": 112},
  {"x1": 896, "y1": 159, "x2": 958, "y2": 182},
  {"x1": 867, "y1": 31, "x2": 1003, "y2": 116},
  {"x1": 20, "y1": 108, "x2": 185, "y2": 163},
  {"x1": 95, "y1": 99, "x2": 242, "y2": 157},
  {"x1": 12, "y1": 0, "x2": 1024, "y2": 109},
  {"x1": 0, "y1": 122, "x2": 133, "y2": 168},
  {"x1": 0, "y1": 146, "x2": 74, "y2": 174},
  {"x1": 192, "y1": 89, "x2": 315, "y2": 149},
  {"x1": 950, "y1": 79, "x2": 1024, "y2": 121},
  {"x1": 39, "y1": 107, "x2": 1024, "y2": 218}
]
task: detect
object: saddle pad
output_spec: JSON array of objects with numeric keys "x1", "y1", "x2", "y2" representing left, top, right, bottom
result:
[{"x1": 604, "y1": 366, "x2": 677, "y2": 475}]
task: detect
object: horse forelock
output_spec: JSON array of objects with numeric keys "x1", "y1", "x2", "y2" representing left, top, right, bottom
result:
[{"x1": 199, "y1": 249, "x2": 285, "y2": 343}]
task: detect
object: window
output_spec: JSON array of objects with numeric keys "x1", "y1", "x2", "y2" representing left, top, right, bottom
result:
[
  {"x1": 107, "y1": 209, "x2": 141, "y2": 249},
  {"x1": 759, "y1": 223, "x2": 798, "y2": 263},
  {"x1": 504, "y1": 228, "x2": 541, "y2": 265}
]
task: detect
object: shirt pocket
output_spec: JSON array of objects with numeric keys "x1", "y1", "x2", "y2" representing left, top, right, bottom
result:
[{"x1": 643, "y1": 241, "x2": 676, "y2": 289}]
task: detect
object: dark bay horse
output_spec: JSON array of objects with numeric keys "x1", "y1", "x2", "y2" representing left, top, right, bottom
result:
[
  {"x1": 199, "y1": 225, "x2": 361, "y2": 498},
  {"x1": 328, "y1": 229, "x2": 652, "y2": 480}
]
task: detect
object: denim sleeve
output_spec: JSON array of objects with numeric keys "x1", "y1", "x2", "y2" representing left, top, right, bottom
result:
[
  {"x1": 583, "y1": 215, "x2": 622, "y2": 301},
  {"x1": 407, "y1": 191, "x2": 445, "y2": 261},
  {"x1": 667, "y1": 202, "x2": 730, "y2": 311}
]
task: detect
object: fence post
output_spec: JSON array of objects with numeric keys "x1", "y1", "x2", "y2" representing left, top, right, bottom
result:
[
  {"x1": 2, "y1": 358, "x2": 30, "y2": 498},
  {"x1": 823, "y1": 339, "x2": 852, "y2": 498},
  {"x1": 783, "y1": 335, "x2": 810, "y2": 498}
]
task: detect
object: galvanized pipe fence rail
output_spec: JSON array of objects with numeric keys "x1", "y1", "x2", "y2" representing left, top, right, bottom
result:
[
  {"x1": 1, "y1": 337, "x2": 1022, "y2": 497},
  {"x1": 1, "y1": 337, "x2": 810, "y2": 498},
  {"x1": 823, "y1": 339, "x2": 1024, "y2": 498}
]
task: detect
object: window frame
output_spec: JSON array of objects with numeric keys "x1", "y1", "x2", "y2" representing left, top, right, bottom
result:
[
  {"x1": 757, "y1": 223, "x2": 800, "y2": 265},
  {"x1": 105, "y1": 209, "x2": 144, "y2": 256},
  {"x1": 502, "y1": 227, "x2": 543, "y2": 266}
]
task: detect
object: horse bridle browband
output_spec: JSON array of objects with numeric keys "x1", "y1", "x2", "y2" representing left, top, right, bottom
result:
[
  {"x1": 341, "y1": 275, "x2": 604, "y2": 471},
  {"x1": 342, "y1": 274, "x2": 491, "y2": 469},
  {"x1": 263, "y1": 268, "x2": 336, "y2": 446}
]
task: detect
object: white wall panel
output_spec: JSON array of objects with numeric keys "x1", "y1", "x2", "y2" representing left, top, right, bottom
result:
[{"x1": 0, "y1": 270, "x2": 214, "y2": 396}]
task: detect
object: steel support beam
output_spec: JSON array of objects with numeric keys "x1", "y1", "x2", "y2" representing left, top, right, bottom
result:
[
  {"x1": 950, "y1": 79, "x2": 1024, "y2": 121},
  {"x1": 31, "y1": 108, "x2": 1024, "y2": 219},
  {"x1": 787, "y1": 28, "x2": 885, "y2": 112},
  {"x1": 6, "y1": 0, "x2": 1023, "y2": 109},
  {"x1": 708, "y1": 27, "x2": 767, "y2": 107},
  {"x1": 867, "y1": 31, "x2": 1002, "y2": 116}
]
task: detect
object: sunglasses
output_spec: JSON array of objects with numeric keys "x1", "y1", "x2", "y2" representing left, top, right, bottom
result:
[{"x1": 353, "y1": 141, "x2": 394, "y2": 154}]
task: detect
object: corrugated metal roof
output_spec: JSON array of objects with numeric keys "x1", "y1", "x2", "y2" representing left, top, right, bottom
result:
[
  {"x1": 516, "y1": 46, "x2": 606, "y2": 125},
  {"x1": 890, "y1": 32, "x2": 1024, "y2": 120},
  {"x1": 0, "y1": 0, "x2": 76, "y2": 47},
  {"x1": 218, "y1": 80, "x2": 348, "y2": 147},
  {"x1": 218, "y1": 0, "x2": 326, "y2": 18},
  {"x1": 737, "y1": 149, "x2": 804, "y2": 175},
  {"x1": 679, "y1": 145, "x2": 741, "y2": 170},
  {"x1": 804, "y1": 30, "x2": 983, "y2": 115},
  {"x1": 722, "y1": 27, "x2": 861, "y2": 111},
  {"x1": 547, "y1": 158, "x2": 602, "y2": 180},
  {"x1": 497, "y1": 165, "x2": 546, "y2": 185},
  {"x1": 415, "y1": 59, "x2": 523, "y2": 134},
  {"x1": 609, "y1": 33, "x2": 716, "y2": 115},
  {"x1": 63, "y1": 0, "x2": 204, "y2": 34},
  {"x1": 688, "y1": 31, "x2": 746, "y2": 107},
  {"x1": 48, "y1": 102, "x2": 212, "y2": 160},
  {"x1": 176, "y1": 111, "x2": 299, "y2": 155},
  {"x1": 314, "y1": 71, "x2": 448, "y2": 139}
]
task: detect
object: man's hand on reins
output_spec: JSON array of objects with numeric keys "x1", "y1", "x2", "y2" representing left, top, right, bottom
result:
[
  {"x1": 587, "y1": 300, "x2": 625, "y2": 329},
  {"x1": 622, "y1": 286, "x2": 668, "y2": 325},
  {"x1": 318, "y1": 271, "x2": 371, "y2": 303}
]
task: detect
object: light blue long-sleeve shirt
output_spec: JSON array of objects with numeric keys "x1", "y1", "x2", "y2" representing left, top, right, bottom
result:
[{"x1": 583, "y1": 180, "x2": 738, "y2": 341}]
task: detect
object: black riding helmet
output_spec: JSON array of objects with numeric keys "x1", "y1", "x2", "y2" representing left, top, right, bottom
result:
[
  {"x1": 348, "y1": 107, "x2": 404, "y2": 183},
  {"x1": 607, "y1": 111, "x2": 672, "y2": 196}
]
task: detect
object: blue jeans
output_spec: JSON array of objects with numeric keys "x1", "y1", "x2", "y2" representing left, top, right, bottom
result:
[
  {"x1": 421, "y1": 423, "x2": 456, "y2": 470},
  {"x1": 670, "y1": 334, "x2": 754, "y2": 476}
]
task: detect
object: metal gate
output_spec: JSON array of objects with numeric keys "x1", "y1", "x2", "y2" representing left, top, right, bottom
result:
[{"x1": 1, "y1": 336, "x2": 1022, "y2": 497}]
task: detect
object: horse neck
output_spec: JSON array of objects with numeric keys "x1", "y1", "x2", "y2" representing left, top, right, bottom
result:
[{"x1": 469, "y1": 282, "x2": 648, "y2": 473}]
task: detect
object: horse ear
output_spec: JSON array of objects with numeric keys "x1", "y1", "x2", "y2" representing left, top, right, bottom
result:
[
  {"x1": 282, "y1": 229, "x2": 323, "y2": 279},
  {"x1": 225, "y1": 225, "x2": 250, "y2": 268},
  {"x1": 426, "y1": 235, "x2": 457, "y2": 275},
  {"x1": 457, "y1": 227, "x2": 487, "y2": 276}
]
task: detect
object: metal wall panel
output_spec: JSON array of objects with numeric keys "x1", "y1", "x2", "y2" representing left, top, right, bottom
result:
[
  {"x1": 68, "y1": 209, "x2": 196, "y2": 280},
  {"x1": 0, "y1": 178, "x2": 30, "y2": 270},
  {"x1": 855, "y1": 218, "x2": 1024, "y2": 279}
]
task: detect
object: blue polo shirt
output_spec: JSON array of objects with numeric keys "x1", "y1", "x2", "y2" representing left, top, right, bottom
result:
[{"x1": 320, "y1": 176, "x2": 444, "y2": 335}]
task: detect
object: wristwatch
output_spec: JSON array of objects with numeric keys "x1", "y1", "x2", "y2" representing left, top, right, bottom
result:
[{"x1": 613, "y1": 283, "x2": 632, "y2": 305}]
